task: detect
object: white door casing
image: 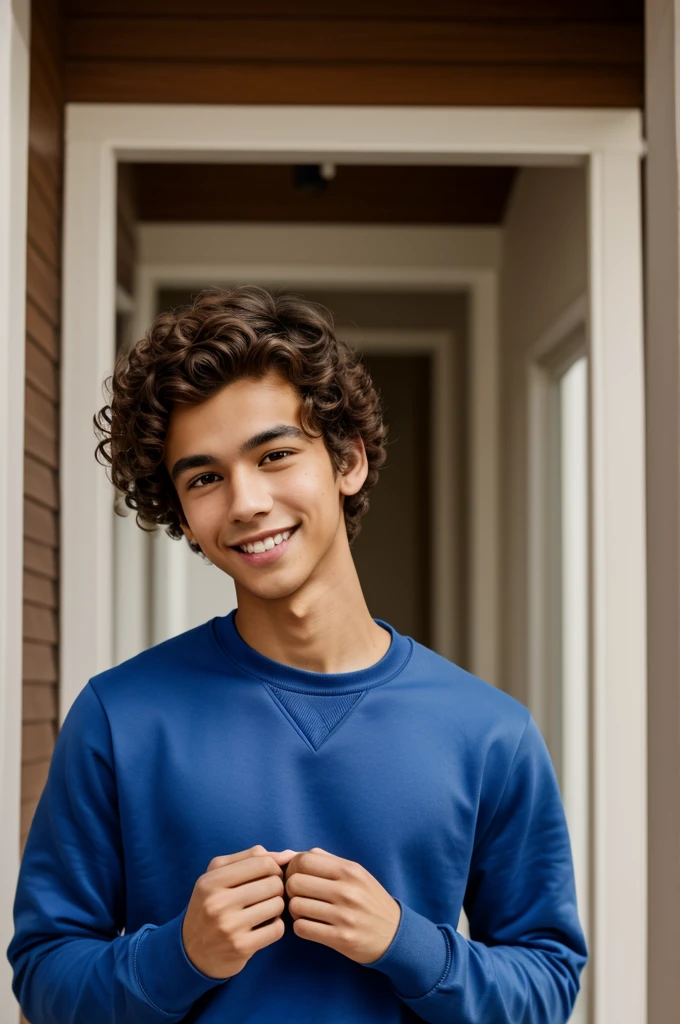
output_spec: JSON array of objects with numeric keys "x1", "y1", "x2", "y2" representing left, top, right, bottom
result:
[
  {"x1": 60, "y1": 104, "x2": 646, "y2": 1024},
  {"x1": 0, "y1": 0, "x2": 31, "y2": 1014}
]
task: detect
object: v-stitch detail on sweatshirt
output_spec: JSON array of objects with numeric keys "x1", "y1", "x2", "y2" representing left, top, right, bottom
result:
[{"x1": 262, "y1": 684, "x2": 366, "y2": 751}]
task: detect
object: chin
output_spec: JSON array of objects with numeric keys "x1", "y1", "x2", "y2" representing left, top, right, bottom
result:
[{"x1": 243, "y1": 575, "x2": 309, "y2": 602}]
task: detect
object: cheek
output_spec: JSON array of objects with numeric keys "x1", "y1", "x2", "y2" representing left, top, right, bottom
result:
[
  {"x1": 186, "y1": 498, "x2": 224, "y2": 536},
  {"x1": 278, "y1": 465, "x2": 332, "y2": 507}
]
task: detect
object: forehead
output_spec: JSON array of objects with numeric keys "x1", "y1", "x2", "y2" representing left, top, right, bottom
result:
[{"x1": 164, "y1": 372, "x2": 303, "y2": 458}]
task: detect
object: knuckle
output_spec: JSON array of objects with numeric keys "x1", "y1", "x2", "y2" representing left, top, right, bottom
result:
[
  {"x1": 271, "y1": 875, "x2": 285, "y2": 896},
  {"x1": 300, "y1": 852, "x2": 313, "y2": 869},
  {"x1": 196, "y1": 874, "x2": 211, "y2": 895},
  {"x1": 338, "y1": 884, "x2": 354, "y2": 904},
  {"x1": 201, "y1": 892, "x2": 216, "y2": 916},
  {"x1": 231, "y1": 934, "x2": 250, "y2": 957},
  {"x1": 203, "y1": 893, "x2": 224, "y2": 919},
  {"x1": 339, "y1": 908, "x2": 357, "y2": 928},
  {"x1": 251, "y1": 844, "x2": 267, "y2": 855},
  {"x1": 217, "y1": 915, "x2": 237, "y2": 942}
]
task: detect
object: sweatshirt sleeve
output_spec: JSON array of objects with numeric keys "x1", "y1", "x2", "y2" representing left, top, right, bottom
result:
[
  {"x1": 6, "y1": 681, "x2": 229, "y2": 1024},
  {"x1": 359, "y1": 713, "x2": 589, "y2": 1024}
]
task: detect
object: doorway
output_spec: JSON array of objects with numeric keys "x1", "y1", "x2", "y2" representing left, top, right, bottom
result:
[{"x1": 60, "y1": 104, "x2": 646, "y2": 1024}]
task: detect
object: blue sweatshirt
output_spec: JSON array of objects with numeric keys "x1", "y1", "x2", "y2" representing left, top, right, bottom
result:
[{"x1": 8, "y1": 610, "x2": 587, "y2": 1023}]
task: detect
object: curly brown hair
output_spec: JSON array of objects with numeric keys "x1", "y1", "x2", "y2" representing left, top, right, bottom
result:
[{"x1": 94, "y1": 285, "x2": 389, "y2": 557}]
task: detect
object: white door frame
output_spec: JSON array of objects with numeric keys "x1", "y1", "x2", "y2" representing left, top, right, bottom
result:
[
  {"x1": 61, "y1": 104, "x2": 646, "y2": 1024},
  {"x1": 0, "y1": 0, "x2": 31, "y2": 1012},
  {"x1": 527, "y1": 295, "x2": 589, "y2": 751},
  {"x1": 527, "y1": 295, "x2": 590, "y2": 1022}
]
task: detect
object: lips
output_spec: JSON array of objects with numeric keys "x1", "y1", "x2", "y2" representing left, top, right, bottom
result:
[
  {"x1": 230, "y1": 523, "x2": 300, "y2": 552},
  {"x1": 231, "y1": 524, "x2": 300, "y2": 565}
]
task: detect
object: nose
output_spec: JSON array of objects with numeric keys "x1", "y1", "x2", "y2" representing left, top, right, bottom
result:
[{"x1": 227, "y1": 465, "x2": 273, "y2": 524}]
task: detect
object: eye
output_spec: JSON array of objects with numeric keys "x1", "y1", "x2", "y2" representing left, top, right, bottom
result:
[
  {"x1": 260, "y1": 449, "x2": 295, "y2": 466},
  {"x1": 188, "y1": 472, "x2": 221, "y2": 490}
]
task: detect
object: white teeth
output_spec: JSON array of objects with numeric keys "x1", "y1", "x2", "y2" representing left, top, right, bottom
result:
[{"x1": 239, "y1": 527, "x2": 294, "y2": 554}]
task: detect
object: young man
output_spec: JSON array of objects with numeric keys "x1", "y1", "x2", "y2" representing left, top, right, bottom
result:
[{"x1": 7, "y1": 285, "x2": 588, "y2": 1023}]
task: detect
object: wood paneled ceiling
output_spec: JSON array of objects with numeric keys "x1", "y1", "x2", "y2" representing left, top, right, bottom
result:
[
  {"x1": 64, "y1": 0, "x2": 643, "y2": 107},
  {"x1": 129, "y1": 163, "x2": 519, "y2": 225}
]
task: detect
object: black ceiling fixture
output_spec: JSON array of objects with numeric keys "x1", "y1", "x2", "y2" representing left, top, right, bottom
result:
[{"x1": 292, "y1": 163, "x2": 336, "y2": 196}]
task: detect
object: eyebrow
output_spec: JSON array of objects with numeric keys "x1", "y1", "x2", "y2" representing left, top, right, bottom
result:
[{"x1": 170, "y1": 424, "x2": 306, "y2": 483}]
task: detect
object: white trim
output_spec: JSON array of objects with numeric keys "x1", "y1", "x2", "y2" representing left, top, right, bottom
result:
[
  {"x1": 65, "y1": 104, "x2": 645, "y2": 162},
  {"x1": 527, "y1": 296, "x2": 589, "y2": 736},
  {"x1": 527, "y1": 296, "x2": 590, "y2": 1022},
  {"x1": 587, "y1": 150, "x2": 647, "y2": 1024},
  {"x1": 468, "y1": 271, "x2": 499, "y2": 685},
  {"x1": 137, "y1": 223, "x2": 502, "y2": 271},
  {"x1": 0, "y1": 0, "x2": 30, "y2": 1012},
  {"x1": 61, "y1": 103, "x2": 646, "y2": 1024},
  {"x1": 61, "y1": 139, "x2": 117, "y2": 714}
]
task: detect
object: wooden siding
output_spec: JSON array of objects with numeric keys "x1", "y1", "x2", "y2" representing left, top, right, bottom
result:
[
  {"x1": 22, "y1": 0, "x2": 63, "y2": 895},
  {"x1": 63, "y1": 0, "x2": 644, "y2": 107}
]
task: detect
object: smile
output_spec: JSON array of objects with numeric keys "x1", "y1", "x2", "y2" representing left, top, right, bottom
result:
[
  {"x1": 235, "y1": 525, "x2": 298, "y2": 553},
  {"x1": 232, "y1": 524, "x2": 300, "y2": 564}
]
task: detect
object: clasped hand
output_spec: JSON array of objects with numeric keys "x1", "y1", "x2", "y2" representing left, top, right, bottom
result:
[{"x1": 279, "y1": 846, "x2": 401, "y2": 964}]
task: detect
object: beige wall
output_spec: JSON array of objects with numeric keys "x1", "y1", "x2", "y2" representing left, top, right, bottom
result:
[{"x1": 499, "y1": 167, "x2": 588, "y2": 705}]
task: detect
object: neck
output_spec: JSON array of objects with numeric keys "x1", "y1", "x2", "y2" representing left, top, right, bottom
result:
[{"x1": 233, "y1": 537, "x2": 391, "y2": 674}]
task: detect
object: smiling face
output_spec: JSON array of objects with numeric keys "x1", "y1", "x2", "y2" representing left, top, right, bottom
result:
[{"x1": 163, "y1": 370, "x2": 368, "y2": 606}]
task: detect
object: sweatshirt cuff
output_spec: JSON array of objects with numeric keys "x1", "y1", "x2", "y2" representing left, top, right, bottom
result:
[
  {"x1": 133, "y1": 905, "x2": 230, "y2": 1015},
  {"x1": 358, "y1": 898, "x2": 450, "y2": 999}
]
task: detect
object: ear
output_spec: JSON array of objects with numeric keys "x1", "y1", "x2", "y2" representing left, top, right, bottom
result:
[
  {"x1": 338, "y1": 435, "x2": 369, "y2": 498},
  {"x1": 179, "y1": 519, "x2": 197, "y2": 547}
]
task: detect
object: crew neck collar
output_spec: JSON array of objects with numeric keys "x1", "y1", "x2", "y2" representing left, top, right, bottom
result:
[{"x1": 210, "y1": 608, "x2": 412, "y2": 695}]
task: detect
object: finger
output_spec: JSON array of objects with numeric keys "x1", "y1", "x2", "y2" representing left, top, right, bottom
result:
[
  {"x1": 241, "y1": 893, "x2": 286, "y2": 931},
  {"x1": 233, "y1": 875, "x2": 286, "y2": 913},
  {"x1": 289, "y1": 895, "x2": 337, "y2": 924},
  {"x1": 206, "y1": 844, "x2": 269, "y2": 872},
  {"x1": 290, "y1": 851, "x2": 341, "y2": 880},
  {"x1": 206, "y1": 854, "x2": 285, "y2": 889},
  {"x1": 286, "y1": 872, "x2": 338, "y2": 902},
  {"x1": 271, "y1": 849, "x2": 298, "y2": 863},
  {"x1": 292, "y1": 917, "x2": 337, "y2": 947}
]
